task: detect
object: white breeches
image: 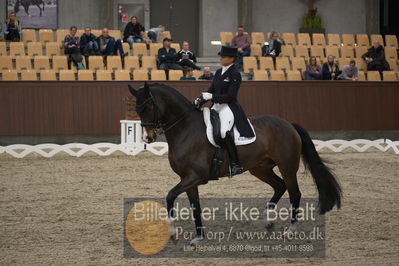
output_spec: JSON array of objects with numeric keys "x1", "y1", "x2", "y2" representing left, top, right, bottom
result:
[{"x1": 211, "y1": 103, "x2": 234, "y2": 138}]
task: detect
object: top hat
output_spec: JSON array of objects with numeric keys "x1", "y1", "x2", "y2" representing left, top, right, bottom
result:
[{"x1": 218, "y1": 46, "x2": 238, "y2": 57}]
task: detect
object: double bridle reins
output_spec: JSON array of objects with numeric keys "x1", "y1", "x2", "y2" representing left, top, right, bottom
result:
[{"x1": 136, "y1": 91, "x2": 195, "y2": 134}]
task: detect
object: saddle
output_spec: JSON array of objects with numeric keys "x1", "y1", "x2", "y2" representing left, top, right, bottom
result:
[{"x1": 202, "y1": 107, "x2": 256, "y2": 181}]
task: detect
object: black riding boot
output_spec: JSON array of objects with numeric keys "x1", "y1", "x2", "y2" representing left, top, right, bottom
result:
[{"x1": 223, "y1": 131, "x2": 244, "y2": 177}]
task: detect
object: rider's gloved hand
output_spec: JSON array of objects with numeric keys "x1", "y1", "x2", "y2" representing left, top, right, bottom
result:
[{"x1": 201, "y1": 92, "x2": 213, "y2": 100}]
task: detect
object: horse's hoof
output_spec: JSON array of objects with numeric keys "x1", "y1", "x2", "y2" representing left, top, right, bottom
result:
[
  {"x1": 283, "y1": 223, "x2": 297, "y2": 237},
  {"x1": 189, "y1": 236, "x2": 203, "y2": 246},
  {"x1": 265, "y1": 222, "x2": 274, "y2": 230}
]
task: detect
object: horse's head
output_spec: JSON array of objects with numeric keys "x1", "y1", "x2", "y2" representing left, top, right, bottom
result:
[{"x1": 129, "y1": 82, "x2": 194, "y2": 143}]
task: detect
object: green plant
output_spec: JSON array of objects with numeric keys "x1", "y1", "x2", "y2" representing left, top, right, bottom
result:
[{"x1": 302, "y1": 14, "x2": 323, "y2": 29}]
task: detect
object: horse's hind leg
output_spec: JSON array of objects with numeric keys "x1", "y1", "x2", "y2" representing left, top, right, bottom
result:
[
  {"x1": 249, "y1": 160, "x2": 286, "y2": 228},
  {"x1": 36, "y1": 4, "x2": 42, "y2": 16}
]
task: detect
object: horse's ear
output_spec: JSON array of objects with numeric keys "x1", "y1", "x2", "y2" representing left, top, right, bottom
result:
[
  {"x1": 143, "y1": 82, "x2": 150, "y2": 94},
  {"x1": 128, "y1": 84, "x2": 137, "y2": 97}
]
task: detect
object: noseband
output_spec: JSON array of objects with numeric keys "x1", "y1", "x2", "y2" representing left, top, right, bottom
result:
[{"x1": 136, "y1": 91, "x2": 194, "y2": 133}]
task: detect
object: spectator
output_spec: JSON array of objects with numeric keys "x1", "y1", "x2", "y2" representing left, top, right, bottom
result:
[
  {"x1": 198, "y1": 67, "x2": 214, "y2": 80},
  {"x1": 305, "y1": 56, "x2": 322, "y2": 80},
  {"x1": 64, "y1": 26, "x2": 85, "y2": 70},
  {"x1": 338, "y1": 60, "x2": 359, "y2": 81},
  {"x1": 97, "y1": 28, "x2": 126, "y2": 58},
  {"x1": 262, "y1": 31, "x2": 284, "y2": 57},
  {"x1": 177, "y1": 41, "x2": 201, "y2": 70},
  {"x1": 4, "y1": 12, "x2": 21, "y2": 42},
  {"x1": 80, "y1": 27, "x2": 99, "y2": 56},
  {"x1": 231, "y1": 25, "x2": 251, "y2": 69},
  {"x1": 322, "y1": 55, "x2": 341, "y2": 80},
  {"x1": 123, "y1": 16, "x2": 145, "y2": 47},
  {"x1": 158, "y1": 38, "x2": 183, "y2": 72},
  {"x1": 362, "y1": 41, "x2": 390, "y2": 72},
  {"x1": 180, "y1": 67, "x2": 196, "y2": 80},
  {"x1": 147, "y1": 25, "x2": 165, "y2": 43}
]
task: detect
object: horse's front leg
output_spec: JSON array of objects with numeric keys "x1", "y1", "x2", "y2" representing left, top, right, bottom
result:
[
  {"x1": 186, "y1": 186, "x2": 205, "y2": 246},
  {"x1": 166, "y1": 174, "x2": 204, "y2": 242},
  {"x1": 36, "y1": 4, "x2": 42, "y2": 16}
]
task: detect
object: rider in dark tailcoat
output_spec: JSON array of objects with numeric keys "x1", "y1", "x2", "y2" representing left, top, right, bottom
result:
[{"x1": 196, "y1": 46, "x2": 254, "y2": 176}]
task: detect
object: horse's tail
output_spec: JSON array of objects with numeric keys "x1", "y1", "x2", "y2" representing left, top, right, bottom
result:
[{"x1": 292, "y1": 123, "x2": 342, "y2": 214}]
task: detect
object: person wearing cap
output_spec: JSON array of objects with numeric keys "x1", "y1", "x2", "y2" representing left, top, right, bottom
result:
[
  {"x1": 158, "y1": 38, "x2": 183, "y2": 72},
  {"x1": 195, "y1": 46, "x2": 255, "y2": 177}
]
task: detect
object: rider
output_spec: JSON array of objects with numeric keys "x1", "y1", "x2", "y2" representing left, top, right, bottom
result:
[{"x1": 195, "y1": 46, "x2": 255, "y2": 176}]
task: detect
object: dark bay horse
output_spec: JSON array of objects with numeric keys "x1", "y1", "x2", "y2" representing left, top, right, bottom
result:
[
  {"x1": 128, "y1": 82, "x2": 341, "y2": 244},
  {"x1": 14, "y1": 0, "x2": 45, "y2": 17}
]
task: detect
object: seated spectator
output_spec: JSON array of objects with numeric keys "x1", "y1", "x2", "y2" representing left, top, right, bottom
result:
[
  {"x1": 305, "y1": 56, "x2": 322, "y2": 80},
  {"x1": 80, "y1": 27, "x2": 99, "y2": 55},
  {"x1": 338, "y1": 60, "x2": 358, "y2": 81},
  {"x1": 232, "y1": 25, "x2": 251, "y2": 69},
  {"x1": 64, "y1": 26, "x2": 85, "y2": 70},
  {"x1": 362, "y1": 41, "x2": 390, "y2": 72},
  {"x1": 123, "y1": 16, "x2": 145, "y2": 47},
  {"x1": 180, "y1": 67, "x2": 196, "y2": 80},
  {"x1": 198, "y1": 67, "x2": 214, "y2": 80},
  {"x1": 322, "y1": 55, "x2": 341, "y2": 80},
  {"x1": 158, "y1": 38, "x2": 183, "y2": 72},
  {"x1": 4, "y1": 12, "x2": 21, "y2": 42},
  {"x1": 97, "y1": 28, "x2": 126, "y2": 58},
  {"x1": 147, "y1": 25, "x2": 165, "y2": 43},
  {"x1": 262, "y1": 31, "x2": 284, "y2": 57},
  {"x1": 177, "y1": 41, "x2": 201, "y2": 70}
]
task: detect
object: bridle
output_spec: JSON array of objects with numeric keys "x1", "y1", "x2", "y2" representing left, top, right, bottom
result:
[{"x1": 136, "y1": 91, "x2": 195, "y2": 134}]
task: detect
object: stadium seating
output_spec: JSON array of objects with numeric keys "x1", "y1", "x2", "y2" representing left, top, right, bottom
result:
[
  {"x1": 385, "y1": 47, "x2": 398, "y2": 60},
  {"x1": 270, "y1": 70, "x2": 285, "y2": 80},
  {"x1": 385, "y1": 35, "x2": 398, "y2": 47},
  {"x1": 259, "y1": 57, "x2": 274, "y2": 71},
  {"x1": 21, "y1": 70, "x2": 38, "y2": 81},
  {"x1": 10, "y1": 42, "x2": 25, "y2": 56},
  {"x1": 325, "y1": 46, "x2": 339, "y2": 58},
  {"x1": 310, "y1": 46, "x2": 325, "y2": 58},
  {"x1": 312, "y1": 33, "x2": 326, "y2": 46},
  {"x1": 27, "y1": 42, "x2": 43, "y2": 56},
  {"x1": 107, "y1": 56, "x2": 122, "y2": 70},
  {"x1": 383, "y1": 71, "x2": 397, "y2": 81},
  {"x1": 22, "y1": 29, "x2": 37, "y2": 43},
  {"x1": 0, "y1": 42, "x2": 6, "y2": 56},
  {"x1": 275, "y1": 57, "x2": 290, "y2": 70},
  {"x1": 367, "y1": 71, "x2": 381, "y2": 81},
  {"x1": 15, "y1": 56, "x2": 32, "y2": 70},
  {"x1": 78, "y1": 70, "x2": 94, "y2": 80},
  {"x1": 253, "y1": 70, "x2": 268, "y2": 80},
  {"x1": 122, "y1": 42, "x2": 130, "y2": 55},
  {"x1": 133, "y1": 69, "x2": 149, "y2": 80},
  {"x1": 150, "y1": 43, "x2": 163, "y2": 56},
  {"x1": 327, "y1": 34, "x2": 341, "y2": 46},
  {"x1": 141, "y1": 56, "x2": 157, "y2": 70},
  {"x1": 53, "y1": 56, "x2": 68, "y2": 71},
  {"x1": 168, "y1": 70, "x2": 183, "y2": 80},
  {"x1": 243, "y1": 56, "x2": 258, "y2": 72},
  {"x1": 59, "y1": 70, "x2": 75, "y2": 80},
  {"x1": 342, "y1": 34, "x2": 355, "y2": 46},
  {"x1": 56, "y1": 29, "x2": 69, "y2": 43},
  {"x1": 45, "y1": 42, "x2": 61, "y2": 56},
  {"x1": 96, "y1": 70, "x2": 112, "y2": 80},
  {"x1": 356, "y1": 34, "x2": 370, "y2": 46},
  {"x1": 39, "y1": 29, "x2": 54, "y2": 44},
  {"x1": 250, "y1": 45, "x2": 262, "y2": 57},
  {"x1": 34, "y1": 56, "x2": 50, "y2": 70},
  {"x1": 251, "y1": 32, "x2": 265, "y2": 45},
  {"x1": 133, "y1": 43, "x2": 148, "y2": 56},
  {"x1": 291, "y1": 57, "x2": 306, "y2": 71},
  {"x1": 286, "y1": 70, "x2": 302, "y2": 80},
  {"x1": 192, "y1": 70, "x2": 201, "y2": 79},
  {"x1": 88, "y1": 56, "x2": 105, "y2": 70},
  {"x1": 358, "y1": 71, "x2": 366, "y2": 81},
  {"x1": 355, "y1": 46, "x2": 368, "y2": 58},
  {"x1": 40, "y1": 70, "x2": 57, "y2": 80},
  {"x1": 341, "y1": 46, "x2": 354, "y2": 58},
  {"x1": 151, "y1": 70, "x2": 167, "y2": 80},
  {"x1": 0, "y1": 56, "x2": 13, "y2": 70},
  {"x1": 2, "y1": 70, "x2": 19, "y2": 80},
  {"x1": 295, "y1": 46, "x2": 309, "y2": 57},
  {"x1": 125, "y1": 56, "x2": 140, "y2": 70},
  {"x1": 281, "y1": 45, "x2": 294, "y2": 57},
  {"x1": 297, "y1": 33, "x2": 311, "y2": 46},
  {"x1": 171, "y1": 43, "x2": 181, "y2": 51},
  {"x1": 388, "y1": 59, "x2": 397, "y2": 71},
  {"x1": 159, "y1": 31, "x2": 172, "y2": 42},
  {"x1": 282, "y1": 33, "x2": 296, "y2": 46},
  {"x1": 220, "y1": 32, "x2": 233, "y2": 45},
  {"x1": 114, "y1": 70, "x2": 131, "y2": 81},
  {"x1": 354, "y1": 58, "x2": 367, "y2": 71}
]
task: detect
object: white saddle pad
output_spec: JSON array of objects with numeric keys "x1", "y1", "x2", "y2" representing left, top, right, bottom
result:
[{"x1": 202, "y1": 107, "x2": 256, "y2": 148}]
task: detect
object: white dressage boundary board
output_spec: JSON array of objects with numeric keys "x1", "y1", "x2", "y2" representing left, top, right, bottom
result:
[
  {"x1": 0, "y1": 121, "x2": 398, "y2": 158},
  {"x1": 0, "y1": 139, "x2": 398, "y2": 158}
]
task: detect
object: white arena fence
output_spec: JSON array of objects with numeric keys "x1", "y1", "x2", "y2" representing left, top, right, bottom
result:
[{"x1": 0, "y1": 121, "x2": 398, "y2": 158}]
